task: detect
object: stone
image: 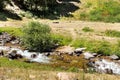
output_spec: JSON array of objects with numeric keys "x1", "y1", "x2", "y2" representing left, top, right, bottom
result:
[
  {"x1": 55, "y1": 46, "x2": 74, "y2": 55},
  {"x1": 74, "y1": 48, "x2": 86, "y2": 54},
  {"x1": 83, "y1": 52, "x2": 94, "y2": 59},
  {"x1": 92, "y1": 53, "x2": 98, "y2": 56},
  {"x1": 31, "y1": 54, "x2": 37, "y2": 58},
  {"x1": 109, "y1": 54, "x2": 119, "y2": 60},
  {"x1": 0, "y1": 50, "x2": 4, "y2": 57},
  {"x1": 7, "y1": 50, "x2": 23, "y2": 59},
  {"x1": 68, "y1": 52, "x2": 74, "y2": 56},
  {"x1": 44, "y1": 52, "x2": 51, "y2": 56},
  {"x1": 57, "y1": 72, "x2": 78, "y2": 80},
  {"x1": 0, "y1": 40, "x2": 5, "y2": 46},
  {"x1": 29, "y1": 75, "x2": 36, "y2": 79},
  {"x1": 10, "y1": 40, "x2": 20, "y2": 45}
]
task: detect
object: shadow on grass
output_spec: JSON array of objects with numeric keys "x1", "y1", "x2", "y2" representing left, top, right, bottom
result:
[{"x1": 0, "y1": 10, "x2": 22, "y2": 21}]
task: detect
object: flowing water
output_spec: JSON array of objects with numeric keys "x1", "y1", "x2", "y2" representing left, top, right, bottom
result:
[
  {"x1": 93, "y1": 59, "x2": 120, "y2": 75},
  {"x1": 0, "y1": 46, "x2": 50, "y2": 63}
]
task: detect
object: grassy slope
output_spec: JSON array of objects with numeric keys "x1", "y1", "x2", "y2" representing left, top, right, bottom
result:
[{"x1": 71, "y1": 0, "x2": 120, "y2": 21}]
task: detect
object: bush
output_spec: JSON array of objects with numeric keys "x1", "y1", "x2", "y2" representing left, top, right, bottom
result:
[
  {"x1": 21, "y1": 21, "x2": 55, "y2": 52},
  {"x1": 82, "y1": 27, "x2": 94, "y2": 32}
]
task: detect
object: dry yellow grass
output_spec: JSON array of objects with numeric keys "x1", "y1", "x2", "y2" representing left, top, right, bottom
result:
[{"x1": 0, "y1": 67, "x2": 120, "y2": 80}]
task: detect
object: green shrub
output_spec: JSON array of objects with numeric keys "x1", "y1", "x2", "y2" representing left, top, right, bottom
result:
[
  {"x1": 21, "y1": 21, "x2": 55, "y2": 52},
  {"x1": 82, "y1": 27, "x2": 94, "y2": 32},
  {"x1": 105, "y1": 30, "x2": 120, "y2": 37}
]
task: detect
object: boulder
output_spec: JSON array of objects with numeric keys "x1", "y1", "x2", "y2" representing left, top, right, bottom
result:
[
  {"x1": 10, "y1": 40, "x2": 20, "y2": 45},
  {"x1": 43, "y1": 52, "x2": 51, "y2": 56},
  {"x1": 7, "y1": 50, "x2": 23, "y2": 59},
  {"x1": 92, "y1": 53, "x2": 98, "y2": 57},
  {"x1": 31, "y1": 54, "x2": 37, "y2": 58},
  {"x1": 0, "y1": 40, "x2": 5, "y2": 46},
  {"x1": 74, "y1": 48, "x2": 86, "y2": 54},
  {"x1": 109, "y1": 54, "x2": 119, "y2": 60},
  {"x1": 83, "y1": 52, "x2": 94, "y2": 59}
]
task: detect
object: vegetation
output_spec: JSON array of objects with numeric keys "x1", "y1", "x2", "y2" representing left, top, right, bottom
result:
[
  {"x1": 0, "y1": 57, "x2": 61, "y2": 71},
  {"x1": 21, "y1": 21, "x2": 57, "y2": 52},
  {"x1": 0, "y1": 56, "x2": 86, "y2": 72},
  {"x1": 105, "y1": 30, "x2": 120, "y2": 38},
  {"x1": 82, "y1": 27, "x2": 94, "y2": 32},
  {"x1": 1, "y1": 26, "x2": 120, "y2": 56},
  {"x1": 72, "y1": 39, "x2": 120, "y2": 56},
  {"x1": 51, "y1": 34, "x2": 72, "y2": 46},
  {"x1": 0, "y1": 0, "x2": 10, "y2": 11},
  {"x1": 15, "y1": 0, "x2": 57, "y2": 11},
  {"x1": 79, "y1": 0, "x2": 120, "y2": 22},
  {"x1": 0, "y1": 27, "x2": 22, "y2": 37}
]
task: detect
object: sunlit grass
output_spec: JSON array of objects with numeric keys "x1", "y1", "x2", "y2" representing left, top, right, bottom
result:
[{"x1": 0, "y1": 27, "x2": 22, "y2": 37}]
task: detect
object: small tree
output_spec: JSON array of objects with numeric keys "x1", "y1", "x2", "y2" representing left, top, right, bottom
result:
[{"x1": 22, "y1": 21, "x2": 54, "y2": 52}]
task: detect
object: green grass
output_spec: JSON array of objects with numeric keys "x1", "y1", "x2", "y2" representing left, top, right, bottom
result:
[
  {"x1": 71, "y1": 38, "x2": 120, "y2": 56},
  {"x1": 0, "y1": 27, "x2": 22, "y2": 37},
  {"x1": 0, "y1": 57, "x2": 63, "y2": 71},
  {"x1": 0, "y1": 56, "x2": 87, "y2": 72},
  {"x1": 82, "y1": 27, "x2": 94, "y2": 32},
  {"x1": 79, "y1": 0, "x2": 120, "y2": 22},
  {"x1": 85, "y1": 2, "x2": 92, "y2": 8},
  {"x1": 105, "y1": 30, "x2": 120, "y2": 38},
  {"x1": 52, "y1": 34, "x2": 72, "y2": 46}
]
